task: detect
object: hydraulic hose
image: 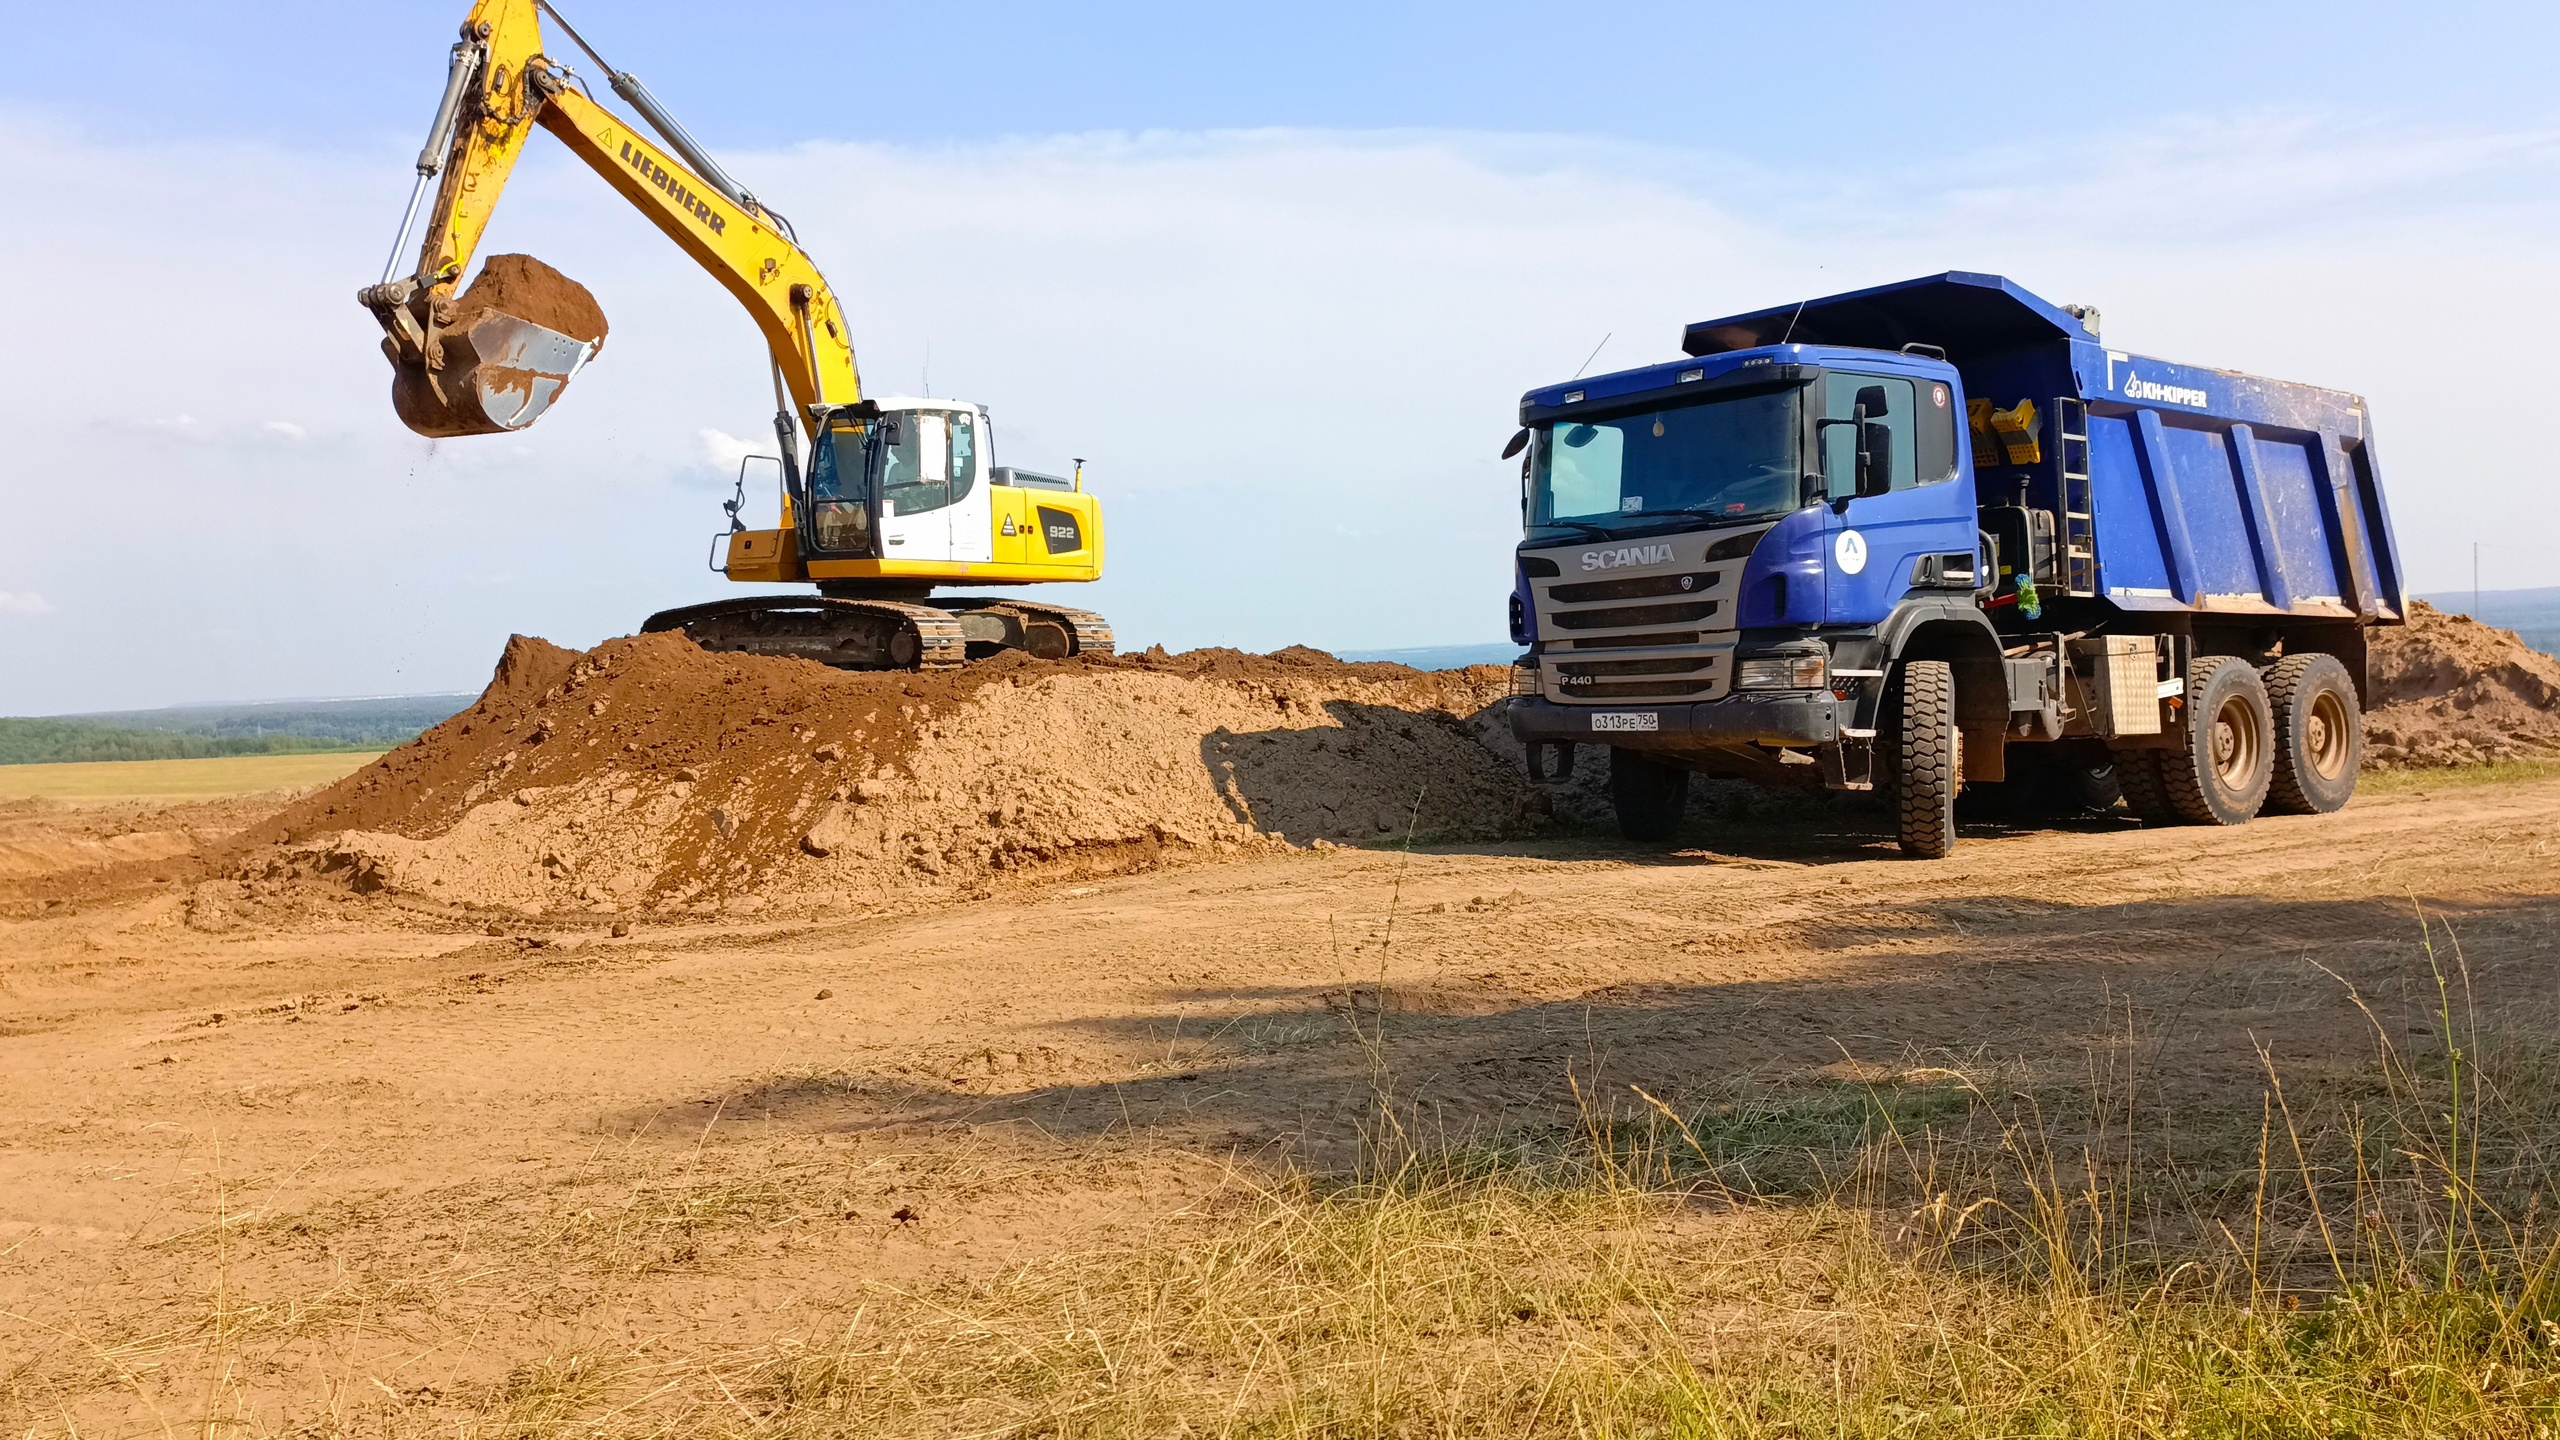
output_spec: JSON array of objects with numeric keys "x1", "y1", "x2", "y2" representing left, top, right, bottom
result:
[
  {"x1": 535, "y1": 0, "x2": 763, "y2": 217},
  {"x1": 379, "y1": 40, "x2": 482, "y2": 285}
]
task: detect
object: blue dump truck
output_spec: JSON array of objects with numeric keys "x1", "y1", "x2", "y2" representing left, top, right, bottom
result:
[{"x1": 1502, "y1": 272, "x2": 2403, "y2": 856}]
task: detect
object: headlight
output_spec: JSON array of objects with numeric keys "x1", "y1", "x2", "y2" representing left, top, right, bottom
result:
[
  {"x1": 1509, "y1": 660, "x2": 1541, "y2": 697},
  {"x1": 1735, "y1": 652, "x2": 1826, "y2": 689}
]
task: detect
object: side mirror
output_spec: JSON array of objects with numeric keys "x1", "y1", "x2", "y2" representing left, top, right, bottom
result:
[
  {"x1": 1499, "y1": 427, "x2": 1530, "y2": 460},
  {"x1": 1858, "y1": 420, "x2": 1893, "y2": 498}
]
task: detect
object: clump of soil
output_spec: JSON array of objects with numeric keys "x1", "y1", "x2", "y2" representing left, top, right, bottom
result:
[
  {"x1": 2364, "y1": 600, "x2": 2560, "y2": 768},
  {"x1": 445, "y1": 253, "x2": 608, "y2": 344},
  {"x1": 242, "y1": 635, "x2": 1587, "y2": 917}
]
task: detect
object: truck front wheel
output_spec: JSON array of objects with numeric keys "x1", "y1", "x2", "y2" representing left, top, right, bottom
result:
[
  {"x1": 1607, "y1": 748, "x2": 1689, "y2": 842},
  {"x1": 2263, "y1": 652, "x2": 2362, "y2": 814},
  {"x1": 1894, "y1": 660, "x2": 1960, "y2": 858},
  {"x1": 2159, "y1": 656, "x2": 2273, "y2": 825}
]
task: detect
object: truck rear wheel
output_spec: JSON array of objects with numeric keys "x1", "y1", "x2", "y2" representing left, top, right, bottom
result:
[
  {"x1": 1895, "y1": 660, "x2": 1959, "y2": 858},
  {"x1": 1607, "y1": 748, "x2": 1689, "y2": 842},
  {"x1": 2113, "y1": 750, "x2": 2178, "y2": 822},
  {"x1": 2159, "y1": 656, "x2": 2273, "y2": 825},
  {"x1": 2263, "y1": 652, "x2": 2362, "y2": 814}
]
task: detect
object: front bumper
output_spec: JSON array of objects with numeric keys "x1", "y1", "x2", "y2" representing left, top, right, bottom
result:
[{"x1": 1508, "y1": 692, "x2": 1839, "y2": 750}]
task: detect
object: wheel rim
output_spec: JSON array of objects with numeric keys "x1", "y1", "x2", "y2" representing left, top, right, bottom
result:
[
  {"x1": 2305, "y1": 688, "x2": 2353, "y2": 780},
  {"x1": 2211, "y1": 693, "x2": 2262, "y2": 791}
]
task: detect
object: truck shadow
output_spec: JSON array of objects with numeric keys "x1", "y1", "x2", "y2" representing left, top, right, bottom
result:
[
  {"x1": 1197, "y1": 696, "x2": 2139, "y2": 865},
  {"x1": 677, "y1": 888, "x2": 2560, "y2": 1177}
]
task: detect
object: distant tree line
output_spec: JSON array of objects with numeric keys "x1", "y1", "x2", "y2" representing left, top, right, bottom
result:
[
  {"x1": 0, "y1": 693, "x2": 476, "y2": 766},
  {"x1": 0, "y1": 719, "x2": 382, "y2": 767}
]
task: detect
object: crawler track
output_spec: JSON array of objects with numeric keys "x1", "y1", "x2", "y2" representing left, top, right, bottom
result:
[{"x1": 641, "y1": 594, "x2": 1112, "y2": 671}]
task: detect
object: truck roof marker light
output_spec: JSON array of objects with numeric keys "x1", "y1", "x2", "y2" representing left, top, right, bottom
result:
[
  {"x1": 1679, "y1": 369, "x2": 1704, "y2": 383},
  {"x1": 1563, "y1": 390, "x2": 1585, "y2": 403}
]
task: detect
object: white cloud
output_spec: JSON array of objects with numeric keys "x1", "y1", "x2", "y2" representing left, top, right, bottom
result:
[
  {"x1": 0, "y1": 111, "x2": 2553, "y2": 712},
  {"x1": 0, "y1": 591, "x2": 53, "y2": 617}
]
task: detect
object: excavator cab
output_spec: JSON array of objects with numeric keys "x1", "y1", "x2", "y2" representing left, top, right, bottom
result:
[{"x1": 802, "y1": 403, "x2": 989, "y2": 566}]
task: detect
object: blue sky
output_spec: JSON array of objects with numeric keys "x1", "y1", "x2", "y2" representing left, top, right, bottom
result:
[
  {"x1": 25, "y1": 2, "x2": 2560, "y2": 160},
  {"x1": 3, "y1": 2, "x2": 2556, "y2": 711}
]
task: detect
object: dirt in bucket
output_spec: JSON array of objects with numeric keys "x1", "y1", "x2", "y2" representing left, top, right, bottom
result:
[{"x1": 445, "y1": 253, "x2": 609, "y2": 344}]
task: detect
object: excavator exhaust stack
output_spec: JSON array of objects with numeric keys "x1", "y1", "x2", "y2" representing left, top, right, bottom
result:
[{"x1": 361, "y1": 254, "x2": 609, "y2": 439}]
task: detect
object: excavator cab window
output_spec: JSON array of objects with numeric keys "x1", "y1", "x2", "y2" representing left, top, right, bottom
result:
[
  {"x1": 807, "y1": 420, "x2": 875, "y2": 556},
  {"x1": 949, "y1": 412, "x2": 978, "y2": 505},
  {"x1": 878, "y1": 412, "x2": 951, "y2": 517}
]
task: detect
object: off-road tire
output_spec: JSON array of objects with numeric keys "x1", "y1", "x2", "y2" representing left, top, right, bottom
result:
[
  {"x1": 1895, "y1": 660, "x2": 1959, "y2": 858},
  {"x1": 2066, "y1": 759, "x2": 2124, "y2": 815},
  {"x1": 1607, "y1": 747, "x2": 1689, "y2": 843},
  {"x1": 2159, "y1": 656, "x2": 2273, "y2": 825},
  {"x1": 2263, "y1": 652, "x2": 2362, "y2": 814},
  {"x1": 2113, "y1": 749, "x2": 2177, "y2": 822}
]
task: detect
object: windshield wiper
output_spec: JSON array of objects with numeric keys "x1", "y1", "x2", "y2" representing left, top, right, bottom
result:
[
  {"x1": 1610, "y1": 506, "x2": 1773, "y2": 527},
  {"x1": 1529, "y1": 519, "x2": 1616, "y2": 539}
]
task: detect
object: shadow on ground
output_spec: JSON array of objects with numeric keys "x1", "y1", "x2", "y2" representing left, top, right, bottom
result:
[{"x1": 657, "y1": 889, "x2": 2560, "y2": 1171}]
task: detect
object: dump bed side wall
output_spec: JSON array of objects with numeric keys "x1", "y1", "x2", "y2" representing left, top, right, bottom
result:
[{"x1": 1958, "y1": 339, "x2": 2402, "y2": 623}]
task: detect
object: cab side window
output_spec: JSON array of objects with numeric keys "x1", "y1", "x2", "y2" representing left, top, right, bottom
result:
[
  {"x1": 1915, "y1": 380, "x2": 1957, "y2": 480},
  {"x1": 949, "y1": 412, "x2": 978, "y2": 505},
  {"x1": 881, "y1": 413, "x2": 951, "y2": 516},
  {"x1": 1820, "y1": 373, "x2": 1913, "y2": 500},
  {"x1": 1818, "y1": 373, "x2": 1960, "y2": 498}
]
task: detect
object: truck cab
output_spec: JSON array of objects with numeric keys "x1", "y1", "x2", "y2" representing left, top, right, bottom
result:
[{"x1": 1505, "y1": 272, "x2": 2401, "y2": 856}]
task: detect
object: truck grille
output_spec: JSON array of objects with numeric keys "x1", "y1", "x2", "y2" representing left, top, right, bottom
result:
[
  {"x1": 1521, "y1": 524, "x2": 1767, "y2": 706},
  {"x1": 1549, "y1": 599, "x2": 1720, "y2": 630}
]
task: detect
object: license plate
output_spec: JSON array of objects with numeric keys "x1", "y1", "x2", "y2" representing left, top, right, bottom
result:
[{"x1": 1590, "y1": 711, "x2": 1660, "y2": 733}]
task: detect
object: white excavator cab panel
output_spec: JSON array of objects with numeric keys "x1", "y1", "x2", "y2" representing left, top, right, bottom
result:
[
  {"x1": 947, "y1": 408, "x2": 994, "y2": 564},
  {"x1": 878, "y1": 411, "x2": 953, "y2": 562}
]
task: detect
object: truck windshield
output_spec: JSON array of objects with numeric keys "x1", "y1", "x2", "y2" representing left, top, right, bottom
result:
[{"x1": 1530, "y1": 386, "x2": 1800, "y2": 534}]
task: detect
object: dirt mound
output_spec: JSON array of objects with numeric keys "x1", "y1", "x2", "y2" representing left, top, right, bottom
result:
[
  {"x1": 448, "y1": 253, "x2": 608, "y2": 343},
  {"x1": 245, "y1": 636, "x2": 1579, "y2": 917},
  {"x1": 2364, "y1": 600, "x2": 2560, "y2": 768}
]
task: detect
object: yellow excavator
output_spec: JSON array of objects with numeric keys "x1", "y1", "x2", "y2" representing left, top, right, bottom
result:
[{"x1": 359, "y1": 0, "x2": 1110, "y2": 668}]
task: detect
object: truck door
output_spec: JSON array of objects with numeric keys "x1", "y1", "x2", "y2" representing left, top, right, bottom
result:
[
  {"x1": 877, "y1": 411, "x2": 955, "y2": 562},
  {"x1": 1817, "y1": 371, "x2": 1973, "y2": 625}
]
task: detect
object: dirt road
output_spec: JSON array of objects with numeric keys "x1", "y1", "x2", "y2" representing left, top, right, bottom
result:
[{"x1": 3, "y1": 773, "x2": 2556, "y2": 1432}]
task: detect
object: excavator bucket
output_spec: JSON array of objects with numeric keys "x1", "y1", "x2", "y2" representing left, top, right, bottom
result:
[{"x1": 364, "y1": 255, "x2": 610, "y2": 439}]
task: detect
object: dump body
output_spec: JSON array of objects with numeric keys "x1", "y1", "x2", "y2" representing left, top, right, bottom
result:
[
  {"x1": 1503, "y1": 272, "x2": 2404, "y2": 849},
  {"x1": 1676, "y1": 272, "x2": 2403, "y2": 625}
]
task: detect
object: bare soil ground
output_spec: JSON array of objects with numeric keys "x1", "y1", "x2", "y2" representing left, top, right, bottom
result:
[{"x1": 4, "y1": 758, "x2": 2557, "y2": 1434}]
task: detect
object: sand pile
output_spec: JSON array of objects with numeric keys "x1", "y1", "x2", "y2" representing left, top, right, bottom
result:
[
  {"x1": 2364, "y1": 600, "x2": 2560, "y2": 768},
  {"x1": 246, "y1": 635, "x2": 1573, "y2": 916},
  {"x1": 446, "y1": 253, "x2": 608, "y2": 344}
]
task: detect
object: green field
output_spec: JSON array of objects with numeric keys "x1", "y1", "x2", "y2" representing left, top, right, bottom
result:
[{"x1": 0, "y1": 751, "x2": 387, "y2": 802}]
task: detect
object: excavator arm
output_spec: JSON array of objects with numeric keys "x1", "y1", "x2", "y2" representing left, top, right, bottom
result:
[{"x1": 360, "y1": 0, "x2": 860, "y2": 438}]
